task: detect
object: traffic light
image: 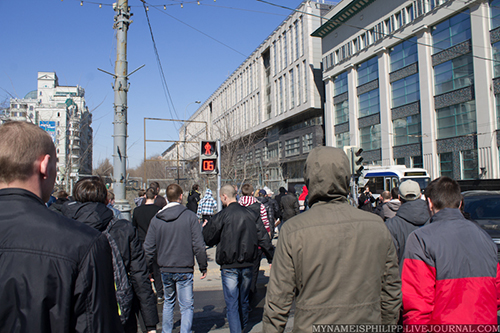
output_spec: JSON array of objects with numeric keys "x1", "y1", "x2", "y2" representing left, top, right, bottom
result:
[
  {"x1": 199, "y1": 140, "x2": 218, "y2": 174},
  {"x1": 342, "y1": 146, "x2": 364, "y2": 176},
  {"x1": 352, "y1": 147, "x2": 364, "y2": 176}
]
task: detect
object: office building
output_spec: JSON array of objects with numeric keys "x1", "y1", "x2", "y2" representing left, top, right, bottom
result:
[{"x1": 314, "y1": 0, "x2": 500, "y2": 179}]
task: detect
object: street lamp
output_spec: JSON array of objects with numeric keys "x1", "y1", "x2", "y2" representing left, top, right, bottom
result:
[{"x1": 183, "y1": 101, "x2": 201, "y2": 175}]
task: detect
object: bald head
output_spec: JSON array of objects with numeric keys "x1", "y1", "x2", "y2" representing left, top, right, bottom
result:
[{"x1": 220, "y1": 184, "x2": 236, "y2": 199}]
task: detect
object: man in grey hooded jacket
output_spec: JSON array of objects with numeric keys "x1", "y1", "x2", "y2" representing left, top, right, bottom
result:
[
  {"x1": 262, "y1": 147, "x2": 401, "y2": 331},
  {"x1": 144, "y1": 183, "x2": 207, "y2": 333}
]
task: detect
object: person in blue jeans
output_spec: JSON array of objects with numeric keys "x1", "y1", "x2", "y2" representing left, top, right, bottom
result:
[
  {"x1": 203, "y1": 185, "x2": 274, "y2": 332},
  {"x1": 144, "y1": 183, "x2": 208, "y2": 333}
]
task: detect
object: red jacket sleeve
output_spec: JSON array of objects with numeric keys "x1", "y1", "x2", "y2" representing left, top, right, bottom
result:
[{"x1": 401, "y1": 232, "x2": 436, "y2": 324}]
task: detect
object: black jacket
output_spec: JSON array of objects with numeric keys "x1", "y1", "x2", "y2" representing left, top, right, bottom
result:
[
  {"x1": 143, "y1": 203, "x2": 207, "y2": 274},
  {"x1": 203, "y1": 201, "x2": 274, "y2": 269},
  {"x1": 0, "y1": 188, "x2": 123, "y2": 333},
  {"x1": 385, "y1": 198, "x2": 430, "y2": 266},
  {"x1": 258, "y1": 196, "x2": 279, "y2": 227},
  {"x1": 280, "y1": 193, "x2": 300, "y2": 222},
  {"x1": 186, "y1": 190, "x2": 201, "y2": 213},
  {"x1": 132, "y1": 204, "x2": 161, "y2": 244},
  {"x1": 62, "y1": 201, "x2": 159, "y2": 332}
]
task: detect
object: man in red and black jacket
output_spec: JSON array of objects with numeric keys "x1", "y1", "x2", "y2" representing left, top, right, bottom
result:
[{"x1": 402, "y1": 176, "x2": 500, "y2": 324}]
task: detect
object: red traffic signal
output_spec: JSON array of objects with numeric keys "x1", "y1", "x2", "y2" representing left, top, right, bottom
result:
[
  {"x1": 200, "y1": 141, "x2": 216, "y2": 156},
  {"x1": 200, "y1": 140, "x2": 218, "y2": 174}
]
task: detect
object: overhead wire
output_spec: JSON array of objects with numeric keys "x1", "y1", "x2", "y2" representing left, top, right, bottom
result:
[
  {"x1": 257, "y1": 0, "x2": 500, "y2": 65},
  {"x1": 140, "y1": 0, "x2": 181, "y2": 129}
]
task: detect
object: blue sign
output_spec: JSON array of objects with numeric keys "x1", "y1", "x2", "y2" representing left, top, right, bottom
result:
[{"x1": 39, "y1": 121, "x2": 56, "y2": 143}]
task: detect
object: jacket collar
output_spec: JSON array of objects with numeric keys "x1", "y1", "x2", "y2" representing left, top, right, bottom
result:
[
  {"x1": 0, "y1": 188, "x2": 45, "y2": 206},
  {"x1": 430, "y1": 207, "x2": 464, "y2": 224}
]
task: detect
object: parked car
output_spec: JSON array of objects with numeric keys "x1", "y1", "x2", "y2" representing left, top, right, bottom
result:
[{"x1": 462, "y1": 190, "x2": 500, "y2": 261}]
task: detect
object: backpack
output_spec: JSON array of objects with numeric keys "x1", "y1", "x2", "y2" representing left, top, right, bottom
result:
[{"x1": 103, "y1": 218, "x2": 134, "y2": 325}]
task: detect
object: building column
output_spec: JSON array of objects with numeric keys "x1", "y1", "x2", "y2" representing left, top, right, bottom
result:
[
  {"x1": 378, "y1": 48, "x2": 393, "y2": 165},
  {"x1": 324, "y1": 77, "x2": 335, "y2": 146},
  {"x1": 417, "y1": 27, "x2": 438, "y2": 179},
  {"x1": 471, "y1": 0, "x2": 499, "y2": 179},
  {"x1": 347, "y1": 65, "x2": 359, "y2": 146}
]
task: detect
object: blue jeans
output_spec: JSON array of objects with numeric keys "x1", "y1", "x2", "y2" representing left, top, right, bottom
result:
[
  {"x1": 221, "y1": 267, "x2": 253, "y2": 333},
  {"x1": 161, "y1": 272, "x2": 194, "y2": 333}
]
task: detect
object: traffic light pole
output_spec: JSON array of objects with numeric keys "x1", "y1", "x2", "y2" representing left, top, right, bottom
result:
[{"x1": 217, "y1": 139, "x2": 221, "y2": 211}]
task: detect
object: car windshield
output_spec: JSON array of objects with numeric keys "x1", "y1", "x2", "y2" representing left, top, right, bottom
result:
[
  {"x1": 401, "y1": 177, "x2": 430, "y2": 190},
  {"x1": 463, "y1": 196, "x2": 500, "y2": 226}
]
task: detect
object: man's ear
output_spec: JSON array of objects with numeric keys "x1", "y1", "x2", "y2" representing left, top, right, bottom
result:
[{"x1": 39, "y1": 154, "x2": 51, "y2": 180}]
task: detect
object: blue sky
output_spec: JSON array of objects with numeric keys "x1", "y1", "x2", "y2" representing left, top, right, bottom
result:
[{"x1": 0, "y1": 0, "x2": 305, "y2": 168}]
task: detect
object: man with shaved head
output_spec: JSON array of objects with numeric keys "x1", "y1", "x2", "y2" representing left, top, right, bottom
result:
[
  {"x1": 203, "y1": 184, "x2": 274, "y2": 333},
  {"x1": 0, "y1": 121, "x2": 122, "y2": 332}
]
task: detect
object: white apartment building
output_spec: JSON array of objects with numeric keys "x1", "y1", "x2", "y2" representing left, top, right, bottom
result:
[
  {"x1": 7, "y1": 72, "x2": 93, "y2": 188},
  {"x1": 314, "y1": 0, "x2": 500, "y2": 180},
  {"x1": 172, "y1": 0, "x2": 335, "y2": 190}
]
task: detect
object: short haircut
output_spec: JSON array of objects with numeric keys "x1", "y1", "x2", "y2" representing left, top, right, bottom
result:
[
  {"x1": 381, "y1": 191, "x2": 391, "y2": 201},
  {"x1": 241, "y1": 183, "x2": 254, "y2": 196},
  {"x1": 145, "y1": 188, "x2": 156, "y2": 200},
  {"x1": 221, "y1": 184, "x2": 236, "y2": 199},
  {"x1": 107, "y1": 190, "x2": 115, "y2": 201},
  {"x1": 192, "y1": 184, "x2": 199, "y2": 191},
  {"x1": 0, "y1": 121, "x2": 56, "y2": 183},
  {"x1": 73, "y1": 176, "x2": 108, "y2": 204},
  {"x1": 391, "y1": 187, "x2": 399, "y2": 200},
  {"x1": 150, "y1": 181, "x2": 160, "y2": 190},
  {"x1": 55, "y1": 190, "x2": 69, "y2": 199},
  {"x1": 425, "y1": 176, "x2": 462, "y2": 210},
  {"x1": 166, "y1": 183, "x2": 183, "y2": 202}
]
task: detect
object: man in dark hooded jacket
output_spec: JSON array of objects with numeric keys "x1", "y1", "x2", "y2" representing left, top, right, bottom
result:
[
  {"x1": 62, "y1": 177, "x2": 158, "y2": 333},
  {"x1": 144, "y1": 183, "x2": 207, "y2": 333},
  {"x1": 279, "y1": 184, "x2": 299, "y2": 230},
  {"x1": 262, "y1": 147, "x2": 401, "y2": 331},
  {"x1": 384, "y1": 180, "x2": 429, "y2": 266}
]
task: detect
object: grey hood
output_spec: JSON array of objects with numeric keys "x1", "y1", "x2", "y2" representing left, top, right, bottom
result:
[
  {"x1": 156, "y1": 203, "x2": 188, "y2": 223},
  {"x1": 304, "y1": 146, "x2": 350, "y2": 207}
]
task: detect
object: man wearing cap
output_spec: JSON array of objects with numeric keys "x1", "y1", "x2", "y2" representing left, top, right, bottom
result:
[{"x1": 385, "y1": 180, "x2": 429, "y2": 266}]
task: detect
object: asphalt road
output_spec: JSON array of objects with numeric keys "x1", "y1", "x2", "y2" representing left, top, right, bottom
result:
[{"x1": 148, "y1": 241, "x2": 295, "y2": 332}]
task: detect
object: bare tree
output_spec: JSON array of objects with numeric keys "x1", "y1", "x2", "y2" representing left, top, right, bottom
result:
[{"x1": 93, "y1": 158, "x2": 113, "y2": 177}]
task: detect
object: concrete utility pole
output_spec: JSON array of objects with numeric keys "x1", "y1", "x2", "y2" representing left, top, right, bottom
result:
[{"x1": 111, "y1": 0, "x2": 132, "y2": 220}]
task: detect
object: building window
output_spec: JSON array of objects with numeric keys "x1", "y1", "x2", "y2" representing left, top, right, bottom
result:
[
  {"x1": 461, "y1": 149, "x2": 478, "y2": 179},
  {"x1": 302, "y1": 133, "x2": 313, "y2": 153},
  {"x1": 360, "y1": 124, "x2": 381, "y2": 151},
  {"x1": 432, "y1": 9, "x2": 471, "y2": 54},
  {"x1": 434, "y1": 54, "x2": 473, "y2": 95},
  {"x1": 303, "y1": 60, "x2": 308, "y2": 103},
  {"x1": 335, "y1": 100, "x2": 349, "y2": 125},
  {"x1": 491, "y1": 0, "x2": 500, "y2": 30},
  {"x1": 263, "y1": 146, "x2": 268, "y2": 161},
  {"x1": 295, "y1": 20, "x2": 300, "y2": 61},
  {"x1": 393, "y1": 114, "x2": 422, "y2": 146},
  {"x1": 359, "y1": 89, "x2": 380, "y2": 117},
  {"x1": 492, "y1": 41, "x2": 500, "y2": 78},
  {"x1": 284, "y1": 31, "x2": 288, "y2": 66},
  {"x1": 496, "y1": 94, "x2": 500, "y2": 129},
  {"x1": 279, "y1": 77, "x2": 283, "y2": 114},
  {"x1": 436, "y1": 101, "x2": 476, "y2": 139},
  {"x1": 334, "y1": 72, "x2": 348, "y2": 96},
  {"x1": 285, "y1": 137, "x2": 301, "y2": 156},
  {"x1": 392, "y1": 73, "x2": 420, "y2": 108},
  {"x1": 412, "y1": 156, "x2": 423, "y2": 168},
  {"x1": 439, "y1": 152, "x2": 453, "y2": 177},
  {"x1": 290, "y1": 69, "x2": 295, "y2": 108},
  {"x1": 395, "y1": 157, "x2": 406, "y2": 165},
  {"x1": 390, "y1": 37, "x2": 418, "y2": 72},
  {"x1": 357, "y1": 57, "x2": 378, "y2": 86},
  {"x1": 297, "y1": 64, "x2": 301, "y2": 106},
  {"x1": 336, "y1": 132, "x2": 350, "y2": 149},
  {"x1": 268, "y1": 143, "x2": 279, "y2": 160}
]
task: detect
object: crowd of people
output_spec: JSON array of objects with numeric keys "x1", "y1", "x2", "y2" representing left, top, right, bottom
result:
[{"x1": 1, "y1": 121, "x2": 499, "y2": 333}]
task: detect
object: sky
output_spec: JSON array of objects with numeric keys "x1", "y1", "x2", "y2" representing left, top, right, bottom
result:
[{"x1": 0, "y1": 0, "x2": 308, "y2": 169}]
